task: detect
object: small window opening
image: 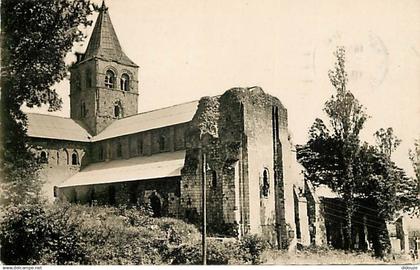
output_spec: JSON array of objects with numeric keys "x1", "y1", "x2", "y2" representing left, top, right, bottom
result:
[
  {"x1": 262, "y1": 169, "x2": 270, "y2": 197},
  {"x1": 99, "y1": 145, "x2": 104, "y2": 160},
  {"x1": 117, "y1": 142, "x2": 122, "y2": 157},
  {"x1": 40, "y1": 151, "x2": 48, "y2": 163},
  {"x1": 64, "y1": 149, "x2": 69, "y2": 165},
  {"x1": 211, "y1": 171, "x2": 217, "y2": 188},
  {"x1": 81, "y1": 102, "x2": 86, "y2": 118},
  {"x1": 159, "y1": 135, "x2": 166, "y2": 151},
  {"x1": 137, "y1": 137, "x2": 143, "y2": 155},
  {"x1": 86, "y1": 69, "x2": 92, "y2": 88},
  {"x1": 71, "y1": 152, "x2": 79, "y2": 165}
]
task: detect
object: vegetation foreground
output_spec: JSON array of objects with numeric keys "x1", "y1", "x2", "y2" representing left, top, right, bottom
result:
[
  {"x1": 1, "y1": 202, "x2": 416, "y2": 265},
  {"x1": 0, "y1": 202, "x2": 268, "y2": 265}
]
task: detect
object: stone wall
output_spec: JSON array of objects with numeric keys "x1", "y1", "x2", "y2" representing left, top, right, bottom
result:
[
  {"x1": 90, "y1": 123, "x2": 188, "y2": 163},
  {"x1": 70, "y1": 57, "x2": 139, "y2": 135},
  {"x1": 29, "y1": 138, "x2": 90, "y2": 201},
  {"x1": 179, "y1": 87, "x2": 299, "y2": 247},
  {"x1": 59, "y1": 177, "x2": 181, "y2": 217}
]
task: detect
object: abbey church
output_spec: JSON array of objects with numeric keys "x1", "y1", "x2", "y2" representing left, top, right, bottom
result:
[{"x1": 26, "y1": 3, "x2": 328, "y2": 249}]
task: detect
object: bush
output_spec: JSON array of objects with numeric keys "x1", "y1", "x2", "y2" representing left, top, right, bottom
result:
[
  {"x1": 0, "y1": 202, "x2": 269, "y2": 265},
  {"x1": 238, "y1": 234, "x2": 269, "y2": 264},
  {"x1": 169, "y1": 239, "x2": 241, "y2": 265},
  {"x1": 0, "y1": 202, "x2": 87, "y2": 265}
]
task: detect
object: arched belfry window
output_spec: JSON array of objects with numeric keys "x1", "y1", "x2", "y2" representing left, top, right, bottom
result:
[
  {"x1": 120, "y1": 73, "x2": 130, "y2": 91},
  {"x1": 262, "y1": 169, "x2": 270, "y2": 197},
  {"x1": 105, "y1": 70, "x2": 115, "y2": 88},
  {"x1": 71, "y1": 151, "x2": 79, "y2": 165}
]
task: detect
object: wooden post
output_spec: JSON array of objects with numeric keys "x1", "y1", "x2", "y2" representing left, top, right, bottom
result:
[{"x1": 201, "y1": 151, "x2": 207, "y2": 265}]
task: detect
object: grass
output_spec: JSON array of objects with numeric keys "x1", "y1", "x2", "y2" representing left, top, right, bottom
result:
[{"x1": 263, "y1": 247, "x2": 419, "y2": 265}]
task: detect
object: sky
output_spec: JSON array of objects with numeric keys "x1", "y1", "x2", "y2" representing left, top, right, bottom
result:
[{"x1": 25, "y1": 0, "x2": 420, "y2": 176}]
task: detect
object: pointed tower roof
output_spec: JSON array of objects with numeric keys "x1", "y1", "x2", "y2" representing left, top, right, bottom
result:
[{"x1": 84, "y1": 1, "x2": 138, "y2": 67}]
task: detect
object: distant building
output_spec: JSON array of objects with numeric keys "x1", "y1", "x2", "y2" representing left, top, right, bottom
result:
[{"x1": 27, "y1": 2, "x2": 323, "y2": 249}]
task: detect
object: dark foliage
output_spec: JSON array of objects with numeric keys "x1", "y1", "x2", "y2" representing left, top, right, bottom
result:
[
  {"x1": 0, "y1": 0, "x2": 94, "y2": 204},
  {"x1": 297, "y1": 47, "x2": 417, "y2": 256},
  {"x1": 0, "y1": 203, "x2": 268, "y2": 265}
]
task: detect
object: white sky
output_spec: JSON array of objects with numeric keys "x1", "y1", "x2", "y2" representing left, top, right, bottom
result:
[{"x1": 25, "y1": 0, "x2": 420, "y2": 176}]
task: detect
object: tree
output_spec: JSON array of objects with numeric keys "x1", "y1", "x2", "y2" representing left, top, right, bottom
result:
[
  {"x1": 324, "y1": 47, "x2": 368, "y2": 249},
  {"x1": 297, "y1": 47, "x2": 414, "y2": 256},
  {"x1": 409, "y1": 138, "x2": 420, "y2": 186},
  {"x1": 0, "y1": 0, "x2": 94, "y2": 204},
  {"x1": 374, "y1": 127, "x2": 401, "y2": 158},
  {"x1": 407, "y1": 138, "x2": 420, "y2": 214}
]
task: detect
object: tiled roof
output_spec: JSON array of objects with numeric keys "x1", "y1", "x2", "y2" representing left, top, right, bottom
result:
[
  {"x1": 58, "y1": 150, "x2": 185, "y2": 187},
  {"x1": 83, "y1": 2, "x2": 137, "y2": 66},
  {"x1": 27, "y1": 113, "x2": 92, "y2": 142},
  {"x1": 92, "y1": 100, "x2": 198, "y2": 141},
  {"x1": 26, "y1": 100, "x2": 198, "y2": 142}
]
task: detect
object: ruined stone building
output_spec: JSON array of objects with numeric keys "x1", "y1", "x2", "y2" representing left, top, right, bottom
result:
[{"x1": 26, "y1": 3, "x2": 326, "y2": 249}]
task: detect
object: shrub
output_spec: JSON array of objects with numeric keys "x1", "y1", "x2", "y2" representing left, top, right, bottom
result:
[
  {"x1": 0, "y1": 202, "x2": 270, "y2": 265},
  {"x1": 238, "y1": 234, "x2": 269, "y2": 264},
  {"x1": 0, "y1": 202, "x2": 87, "y2": 265}
]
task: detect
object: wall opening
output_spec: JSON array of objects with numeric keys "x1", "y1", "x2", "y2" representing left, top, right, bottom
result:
[
  {"x1": 40, "y1": 151, "x2": 48, "y2": 163},
  {"x1": 149, "y1": 192, "x2": 162, "y2": 217},
  {"x1": 108, "y1": 186, "x2": 116, "y2": 205},
  {"x1": 99, "y1": 145, "x2": 104, "y2": 161},
  {"x1": 116, "y1": 142, "x2": 122, "y2": 158},
  {"x1": 86, "y1": 69, "x2": 92, "y2": 88},
  {"x1": 71, "y1": 151, "x2": 79, "y2": 165},
  {"x1": 120, "y1": 73, "x2": 130, "y2": 91},
  {"x1": 159, "y1": 135, "x2": 166, "y2": 151},
  {"x1": 137, "y1": 136, "x2": 143, "y2": 155},
  {"x1": 105, "y1": 70, "x2": 115, "y2": 88},
  {"x1": 211, "y1": 170, "x2": 217, "y2": 188},
  {"x1": 262, "y1": 169, "x2": 270, "y2": 197}
]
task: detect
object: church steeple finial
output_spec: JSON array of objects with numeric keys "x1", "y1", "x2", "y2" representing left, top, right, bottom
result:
[{"x1": 83, "y1": 1, "x2": 137, "y2": 67}]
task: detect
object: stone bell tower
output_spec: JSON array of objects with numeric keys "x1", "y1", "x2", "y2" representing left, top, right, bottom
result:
[{"x1": 70, "y1": 1, "x2": 139, "y2": 135}]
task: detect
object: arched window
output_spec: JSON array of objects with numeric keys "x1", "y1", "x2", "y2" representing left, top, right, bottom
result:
[
  {"x1": 159, "y1": 135, "x2": 166, "y2": 151},
  {"x1": 71, "y1": 151, "x2": 79, "y2": 165},
  {"x1": 40, "y1": 151, "x2": 48, "y2": 163},
  {"x1": 114, "y1": 103, "x2": 123, "y2": 118},
  {"x1": 86, "y1": 69, "x2": 92, "y2": 88},
  {"x1": 64, "y1": 149, "x2": 69, "y2": 165},
  {"x1": 211, "y1": 170, "x2": 217, "y2": 188},
  {"x1": 120, "y1": 73, "x2": 130, "y2": 91},
  {"x1": 262, "y1": 169, "x2": 270, "y2": 197},
  {"x1": 116, "y1": 142, "x2": 122, "y2": 158},
  {"x1": 105, "y1": 70, "x2": 115, "y2": 88}
]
